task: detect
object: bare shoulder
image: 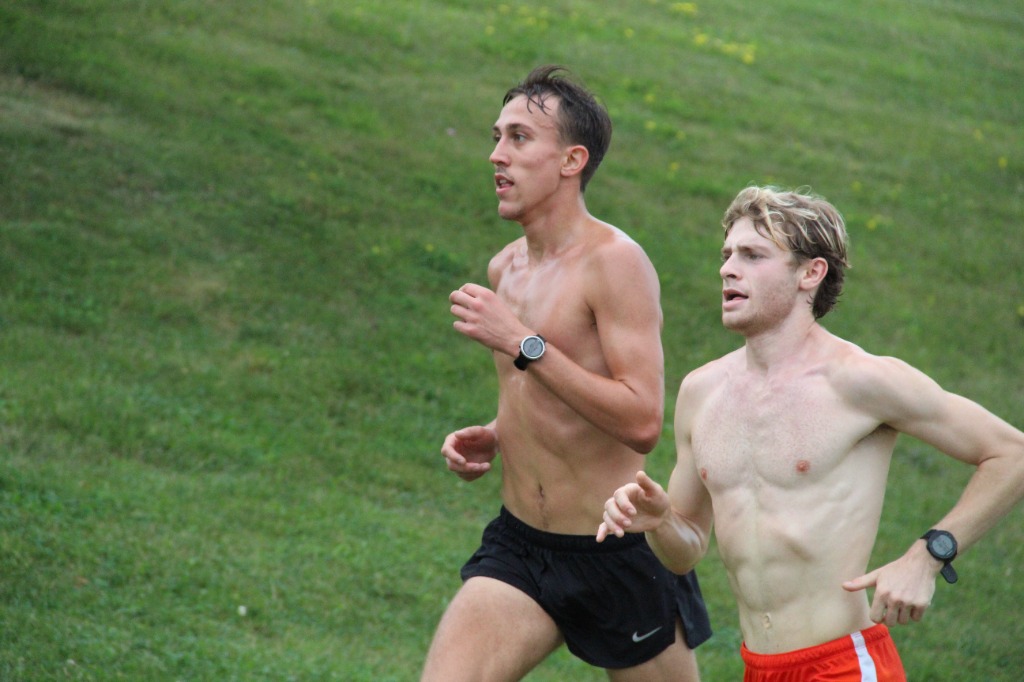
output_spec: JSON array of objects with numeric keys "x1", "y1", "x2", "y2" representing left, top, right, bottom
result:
[
  {"x1": 583, "y1": 222, "x2": 659, "y2": 297},
  {"x1": 826, "y1": 334, "x2": 944, "y2": 421},
  {"x1": 678, "y1": 350, "x2": 741, "y2": 407},
  {"x1": 580, "y1": 219, "x2": 648, "y2": 263}
]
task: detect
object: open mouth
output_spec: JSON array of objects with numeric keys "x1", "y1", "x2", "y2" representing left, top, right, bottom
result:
[
  {"x1": 724, "y1": 289, "x2": 747, "y2": 302},
  {"x1": 494, "y1": 172, "x2": 513, "y2": 190}
]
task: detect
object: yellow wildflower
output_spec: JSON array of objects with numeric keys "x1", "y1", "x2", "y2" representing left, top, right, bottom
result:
[{"x1": 671, "y1": 3, "x2": 698, "y2": 15}]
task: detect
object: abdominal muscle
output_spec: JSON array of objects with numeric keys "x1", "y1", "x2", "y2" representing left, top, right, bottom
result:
[
  {"x1": 713, "y1": 483, "x2": 880, "y2": 654},
  {"x1": 494, "y1": 377, "x2": 645, "y2": 535}
]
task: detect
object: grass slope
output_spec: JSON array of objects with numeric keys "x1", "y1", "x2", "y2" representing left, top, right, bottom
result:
[{"x1": 1, "y1": 1, "x2": 1022, "y2": 679}]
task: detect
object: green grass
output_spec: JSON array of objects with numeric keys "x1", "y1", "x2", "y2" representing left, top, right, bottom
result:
[{"x1": 1, "y1": 0, "x2": 1022, "y2": 679}]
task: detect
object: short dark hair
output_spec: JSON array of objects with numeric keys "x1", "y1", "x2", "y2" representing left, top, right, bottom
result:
[{"x1": 503, "y1": 65, "x2": 612, "y2": 192}]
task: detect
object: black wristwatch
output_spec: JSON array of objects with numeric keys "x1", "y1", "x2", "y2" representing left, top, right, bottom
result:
[
  {"x1": 921, "y1": 529, "x2": 958, "y2": 584},
  {"x1": 513, "y1": 335, "x2": 546, "y2": 370}
]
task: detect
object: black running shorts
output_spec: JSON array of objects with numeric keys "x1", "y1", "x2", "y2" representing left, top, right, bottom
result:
[{"x1": 460, "y1": 506, "x2": 712, "y2": 669}]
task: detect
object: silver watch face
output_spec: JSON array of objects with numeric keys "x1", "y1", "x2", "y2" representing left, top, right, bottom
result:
[{"x1": 521, "y1": 336, "x2": 545, "y2": 360}]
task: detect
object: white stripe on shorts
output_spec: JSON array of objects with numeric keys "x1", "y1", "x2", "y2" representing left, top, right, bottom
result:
[{"x1": 850, "y1": 630, "x2": 878, "y2": 682}]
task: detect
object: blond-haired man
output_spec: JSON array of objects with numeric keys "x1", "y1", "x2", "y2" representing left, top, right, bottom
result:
[{"x1": 599, "y1": 186, "x2": 1024, "y2": 681}]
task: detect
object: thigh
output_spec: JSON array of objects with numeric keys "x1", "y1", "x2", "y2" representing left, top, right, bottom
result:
[
  {"x1": 607, "y1": 621, "x2": 701, "y2": 682},
  {"x1": 421, "y1": 576, "x2": 564, "y2": 682}
]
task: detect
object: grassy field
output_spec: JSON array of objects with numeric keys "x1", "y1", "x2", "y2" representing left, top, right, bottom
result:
[{"x1": 1, "y1": 0, "x2": 1022, "y2": 679}]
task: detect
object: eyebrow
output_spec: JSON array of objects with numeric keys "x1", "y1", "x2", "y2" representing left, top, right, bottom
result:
[
  {"x1": 721, "y1": 242, "x2": 771, "y2": 256},
  {"x1": 493, "y1": 122, "x2": 530, "y2": 135}
]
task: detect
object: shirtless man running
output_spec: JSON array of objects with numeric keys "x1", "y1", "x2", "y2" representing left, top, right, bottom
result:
[
  {"x1": 598, "y1": 185, "x2": 1024, "y2": 680},
  {"x1": 421, "y1": 65, "x2": 711, "y2": 681}
]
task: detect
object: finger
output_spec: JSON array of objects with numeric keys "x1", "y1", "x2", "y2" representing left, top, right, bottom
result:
[
  {"x1": 636, "y1": 471, "x2": 664, "y2": 500},
  {"x1": 453, "y1": 460, "x2": 490, "y2": 474},
  {"x1": 456, "y1": 283, "x2": 480, "y2": 298},
  {"x1": 864, "y1": 585, "x2": 888, "y2": 622},
  {"x1": 609, "y1": 489, "x2": 636, "y2": 518},
  {"x1": 635, "y1": 470, "x2": 651, "y2": 492},
  {"x1": 601, "y1": 501, "x2": 626, "y2": 528},
  {"x1": 443, "y1": 452, "x2": 465, "y2": 468},
  {"x1": 442, "y1": 440, "x2": 466, "y2": 464},
  {"x1": 868, "y1": 592, "x2": 887, "y2": 624},
  {"x1": 886, "y1": 602, "x2": 907, "y2": 627},
  {"x1": 601, "y1": 508, "x2": 628, "y2": 538},
  {"x1": 842, "y1": 571, "x2": 876, "y2": 593},
  {"x1": 451, "y1": 426, "x2": 480, "y2": 442},
  {"x1": 596, "y1": 522, "x2": 609, "y2": 543}
]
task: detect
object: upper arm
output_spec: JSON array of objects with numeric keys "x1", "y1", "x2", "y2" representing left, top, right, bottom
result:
[
  {"x1": 586, "y1": 238, "x2": 664, "y2": 394},
  {"x1": 849, "y1": 355, "x2": 1024, "y2": 466},
  {"x1": 667, "y1": 373, "x2": 715, "y2": 541}
]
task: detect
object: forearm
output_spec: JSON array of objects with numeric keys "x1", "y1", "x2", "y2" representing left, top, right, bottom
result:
[
  {"x1": 931, "y1": 449, "x2": 1024, "y2": 553},
  {"x1": 644, "y1": 509, "x2": 709, "y2": 575},
  {"x1": 523, "y1": 342, "x2": 663, "y2": 453}
]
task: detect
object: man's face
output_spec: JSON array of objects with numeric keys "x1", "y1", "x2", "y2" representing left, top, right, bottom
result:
[
  {"x1": 719, "y1": 217, "x2": 804, "y2": 335},
  {"x1": 488, "y1": 94, "x2": 568, "y2": 223}
]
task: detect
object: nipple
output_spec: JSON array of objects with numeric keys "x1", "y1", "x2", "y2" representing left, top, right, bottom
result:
[
  {"x1": 796, "y1": 460, "x2": 810, "y2": 474},
  {"x1": 699, "y1": 467, "x2": 708, "y2": 481}
]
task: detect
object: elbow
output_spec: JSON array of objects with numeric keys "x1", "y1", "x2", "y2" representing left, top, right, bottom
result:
[
  {"x1": 627, "y1": 414, "x2": 663, "y2": 454},
  {"x1": 631, "y1": 433, "x2": 659, "y2": 455},
  {"x1": 657, "y1": 542, "x2": 708, "y2": 576},
  {"x1": 667, "y1": 540, "x2": 710, "y2": 576},
  {"x1": 667, "y1": 559, "x2": 699, "y2": 576}
]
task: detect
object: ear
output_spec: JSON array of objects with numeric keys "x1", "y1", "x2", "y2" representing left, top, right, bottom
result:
[
  {"x1": 798, "y1": 257, "x2": 829, "y2": 291},
  {"x1": 560, "y1": 145, "x2": 589, "y2": 178}
]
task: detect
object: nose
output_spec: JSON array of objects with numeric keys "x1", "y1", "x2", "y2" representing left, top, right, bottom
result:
[
  {"x1": 489, "y1": 138, "x2": 507, "y2": 167},
  {"x1": 719, "y1": 255, "x2": 734, "y2": 280}
]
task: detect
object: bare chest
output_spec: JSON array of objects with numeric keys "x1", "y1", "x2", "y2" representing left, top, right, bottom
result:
[
  {"x1": 497, "y1": 259, "x2": 593, "y2": 341},
  {"x1": 691, "y1": 375, "x2": 873, "y2": 490}
]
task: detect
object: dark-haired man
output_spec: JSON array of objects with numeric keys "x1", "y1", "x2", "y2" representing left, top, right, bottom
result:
[
  {"x1": 422, "y1": 66, "x2": 711, "y2": 681},
  {"x1": 599, "y1": 186, "x2": 1024, "y2": 681}
]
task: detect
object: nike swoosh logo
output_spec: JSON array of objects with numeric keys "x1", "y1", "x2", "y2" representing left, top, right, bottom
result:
[{"x1": 631, "y1": 627, "x2": 663, "y2": 643}]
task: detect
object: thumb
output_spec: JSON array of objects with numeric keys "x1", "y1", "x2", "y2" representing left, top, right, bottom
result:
[{"x1": 842, "y1": 569, "x2": 879, "y2": 593}]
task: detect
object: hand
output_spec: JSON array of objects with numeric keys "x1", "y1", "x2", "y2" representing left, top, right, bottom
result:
[
  {"x1": 597, "y1": 471, "x2": 670, "y2": 542},
  {"x1": 842, "y1": 543, "x2": 939, "y2": 625},
  {"x1": 450, "y1": 283, "x2": 526, "y2": 356},
  {"x1": 441, "y1": 425, "x2": 499, "y2": 482}
]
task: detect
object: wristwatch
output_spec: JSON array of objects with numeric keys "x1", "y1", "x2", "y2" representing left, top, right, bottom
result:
[
  {"x1": 513, "y1": 334, "x2": 546, "y2": 370},
  {"x1": 921, "y1": 529, "x2": 958, "y2": 584}
]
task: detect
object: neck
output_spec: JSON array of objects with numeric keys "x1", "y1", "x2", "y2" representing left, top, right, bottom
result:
[
  {"x1": 519, "y1": 191, "x2": 591, "y2": 259},
  {"x1": 741, "y1": 315, "x2": 822, "y2": 375}
]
